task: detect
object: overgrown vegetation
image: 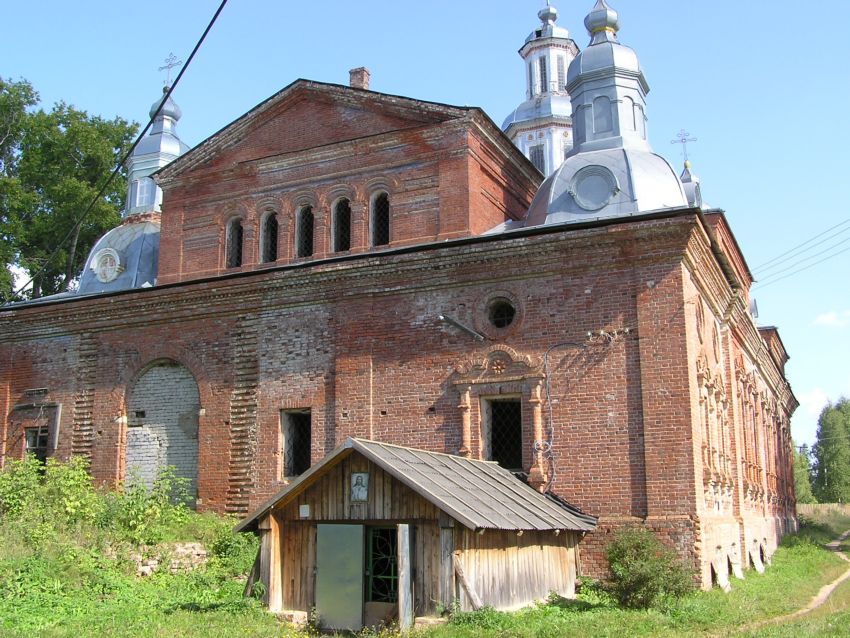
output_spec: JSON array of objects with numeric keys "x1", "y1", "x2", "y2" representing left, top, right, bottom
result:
[
  {"x1": 604, "y1": 527, "x2": 695, "y2": 609},
  {"x1": 2, "y1": 456, "x2": 850, "y2": 637},
  {"x1": 0, "y1": 455, "x2": 273, "y2": 637}
]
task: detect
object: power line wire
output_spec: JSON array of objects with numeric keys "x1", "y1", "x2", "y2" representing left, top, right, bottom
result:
[
  {"x1": 752, "y1": 217, "x2": 850, "y2": 272},
  {"x1": 754, "y1": 223, "x2": 850, "y2": 275},
  {"x1": 753, "y1": 244, "x2": 850, "y2": 290},
  {"x1": 9, "y1": 0, "x2": 229, "y2": 300},
  {"x1": 755, "y1": 235, "x2": 850, "y2": 282}
]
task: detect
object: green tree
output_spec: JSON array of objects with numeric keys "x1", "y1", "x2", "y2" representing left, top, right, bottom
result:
[
  {"x1": 0, "y1": 76, "x2": 137, "y2": 300},
  {"x1": 793, "y1": 443, "x2": 816, "y2": 504},
  {"x1": 0, "y1": 77, "x2": 38, "y2": 298},
  {"x1": 812, "y1": 399, "x2": 850, "y2": 503}
]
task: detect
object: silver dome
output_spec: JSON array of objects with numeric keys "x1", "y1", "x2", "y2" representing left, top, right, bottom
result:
[
  {"x1": 77, "y1": 220, "x2": 160, "y2": 295},
  {"x1": 524, "y1": 148, "x2": 688, "y2": 226},
  {"x1": 502, "y1": 93, "x2": 573, "y2": 131}
]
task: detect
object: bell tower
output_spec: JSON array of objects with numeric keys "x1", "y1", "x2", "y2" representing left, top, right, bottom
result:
[{"x1": 502, "y1": 3, "x2": 579, "y2": 177}]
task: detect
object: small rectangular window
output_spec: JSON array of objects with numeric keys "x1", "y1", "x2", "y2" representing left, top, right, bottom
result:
[
  {"x1": 25, "y1": 425, "x2": 50, "y2": 464},
  {"x1": 281, "y1": 410, "x2": 311, "y2": 478},
  {"x1": 557, "y1": 56, "x2": 566, "y2": 91},
  {"x1": 481, "y1": 398, "x2": 523, "y2": 472},
  {"x1": 538, "y1": 57, "x2": 548, "y2": 93},
  {"x1": 529, "y1": 144, "x2": 545, "y2": 174}
]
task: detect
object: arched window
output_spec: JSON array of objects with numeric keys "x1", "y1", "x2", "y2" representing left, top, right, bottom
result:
[
  {"x1": 261, "y1": 212, "x2": 278, "y2": 263},
  {"x1": 371, "y1": 192, "x2": 390, "y2": 247},
  {"x1": 333, "y1": 198, "x2": 351, "y2": 252},
  {"x1": 226, "y1": 218, "x2": 243, "y2": 268},
  {"x1": 296, "y1": 206, "x2": 314, "y2": 258},
  {"x1": 593, "y1": 96, "x2": 613, "y2": 134}
]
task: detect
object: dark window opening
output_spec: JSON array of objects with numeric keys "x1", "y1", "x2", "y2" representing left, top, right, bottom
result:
[
  {"x1": 297, "y1": 206, "x2": 314, "y2": 258},
  {"x1": 372, "y1": 193, "x2": 390, "y2": 247},
  {"x1": 333, "y1": 199, "x2": 351, "y2": 252},
  {"x1": 226, "y1": 219, "x2": 243, "y2": 268},
  {"x1": 529, "y1": 144, "x2": 545, "y2": 174},
  {"x1": 488, "y1": 298, "x2": 516, "y2": 328},
  {"x1": 282, "y1": 410, "x2": 311, "y2": 478},
  {"x1": 367, "y1": 527, "x2": 398, "y2": 603},
  {"x1": 134, "y1": 410, "x2": 146, "y2": 419},
  {"x1": 261, "y1": 213, "x2": 278, "y2": 263},
  {"x1": 538, "y1": 57, "x2": 548, "y2": 92},
  {"x1": 487, "y1": 398, "x2": 523, "y2": 471},
  {"x1": 25, "y1": 426, "x2": 49, "y2": 465},
  {"x1": 528, "y1": 61, "x2": 534, "y2": 97},
  {"x1": 557, "y1": 56, "x2": 566, "y2": 91}
]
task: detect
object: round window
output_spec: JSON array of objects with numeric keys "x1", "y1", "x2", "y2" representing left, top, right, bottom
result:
[{"x1": 488, "y1": 298, "x2": 516, "y2": 329}]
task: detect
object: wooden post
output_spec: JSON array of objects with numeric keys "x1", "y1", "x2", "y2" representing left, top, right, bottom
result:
[
  {"x1": 257, "y1": 513, "x2": 283, "y2": 612},
  {"x1": 398, "y1": 524, "x2": 414, "y2": 632},
  {"x1": 453, "y1": 551, "x2": 482, "y2": 610}
]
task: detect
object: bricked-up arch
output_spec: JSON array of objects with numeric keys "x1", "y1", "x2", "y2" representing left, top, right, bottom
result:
[
  {"x1": 226, "y1": 217, "x2": 244, "y2": 268},
  {"x1": 260, "y1": 211, "x2": 278, "y2": 263},
  {"x1": 371, "y1": 192, "x2": 390, "y2": 246},
  {"x1": 126, "y1": 360, "x2": 200, "y2": 503},
  {"x1": 296, "y1": 205, "x2": 314, "y2": 257},
  {"x1": 332, "y1": 198, "x2": 351, "y2": 252}
]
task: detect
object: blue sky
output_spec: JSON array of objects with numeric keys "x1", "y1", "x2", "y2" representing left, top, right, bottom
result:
[{"x1": 4, "y1": 1, "x2": 849, "y2": 448}]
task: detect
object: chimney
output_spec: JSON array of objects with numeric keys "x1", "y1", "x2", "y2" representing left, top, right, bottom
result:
[{"x1": 349, "y1": 67, "x2": 371, "y2": 90}]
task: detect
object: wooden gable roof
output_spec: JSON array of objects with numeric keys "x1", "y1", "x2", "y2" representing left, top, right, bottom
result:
[{"x1": 235, "y1": 438, "x2": 597, "y2": 534}]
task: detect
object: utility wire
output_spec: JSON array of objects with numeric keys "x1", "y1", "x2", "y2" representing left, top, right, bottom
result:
[
  {"x1": 753, "y1": 244, "x2": 850, "y2": 290},
  {"x1": 755, "y1": 235, "x2": 850, "y2": 283},
  {"x1": 10, "y1": 0, "x2": 229, "y2": 300},
  {"x1": 752, "y1": 217, "x2": 850, "y2": 272},
  {"x1": 754, "y1": 223, "x2": 850, "y2": 275}
]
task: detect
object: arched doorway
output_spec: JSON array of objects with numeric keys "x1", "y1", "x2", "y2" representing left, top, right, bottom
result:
[{"x1": 126, "y1": 360, "x2": 200, "y2": 502}]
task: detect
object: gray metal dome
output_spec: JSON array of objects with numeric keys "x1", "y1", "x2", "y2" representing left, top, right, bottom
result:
[
  {"x1": 524, "y1": 148, "x2": 687, "y2": 226},
  {"x1": 502, "y1": 93, "x2": 573, "y2": 130},
  {"x1": 77, "y1": 220, "x2": 160, "y2": 295}
]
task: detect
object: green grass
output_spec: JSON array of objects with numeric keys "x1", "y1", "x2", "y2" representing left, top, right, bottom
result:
[
  {"x1": 3, "y1": 457, "x2": 850, "y2": 637},
  {"x1": 416, "y1": 513, "x2": 850, "y2": 638}
]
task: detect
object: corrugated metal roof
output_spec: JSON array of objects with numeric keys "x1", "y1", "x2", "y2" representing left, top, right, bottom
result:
[{"x1": 235, "y1": 438, "x2": 596, "y2": 533}]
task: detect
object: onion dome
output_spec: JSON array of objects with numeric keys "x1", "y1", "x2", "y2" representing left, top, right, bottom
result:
[{"x1": 149, "y1": 85, "x2": 183, "y2": 122}]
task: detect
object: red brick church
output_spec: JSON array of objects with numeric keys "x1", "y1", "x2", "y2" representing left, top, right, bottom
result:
[{"x1": 0, "y1": 0, "x2": 796, "y2": 597}]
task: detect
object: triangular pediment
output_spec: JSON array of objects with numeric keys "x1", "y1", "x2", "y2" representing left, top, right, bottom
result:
[{"x1": 158, "y1": 80, "x2": 471, "y2": 180}]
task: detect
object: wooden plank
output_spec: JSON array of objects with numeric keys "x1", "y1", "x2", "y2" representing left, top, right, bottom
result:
[
  {"x1": 453, "y1": 551, "x2": 482, "y2": 610},
  {"x1": 243, "y1": 546, "x2": 261, "y2": 598},
  {"x1": 268, "y1": 513, "x2": 283, "y2": 612},
  {"x1": 398, "y1": 524, "x2": 414, "y2": 633},
  {"x1": 437, "y1": 524, "x2": 457, "y2": 609}
]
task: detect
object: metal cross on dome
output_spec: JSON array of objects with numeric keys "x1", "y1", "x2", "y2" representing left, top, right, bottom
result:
[
  {"x1": 671, "y1": 129, "x2": 697, "y2": 162},
  {"x1": 158, "y1": 53, "x2": 183, "y2": 86}
]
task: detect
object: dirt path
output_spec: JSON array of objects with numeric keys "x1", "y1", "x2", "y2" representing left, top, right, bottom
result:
[{"x1": 732, "y1": 528, "x2": 850, "y2": 635}]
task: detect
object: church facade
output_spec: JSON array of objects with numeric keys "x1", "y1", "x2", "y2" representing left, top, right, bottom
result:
[{"x1": 0, "y1": 0, "x2": 796, "y2": 590}]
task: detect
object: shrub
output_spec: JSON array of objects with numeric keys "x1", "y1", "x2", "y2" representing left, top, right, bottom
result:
[{"x1": 605, "y1": 527, "x2": 695, "y2": 609}]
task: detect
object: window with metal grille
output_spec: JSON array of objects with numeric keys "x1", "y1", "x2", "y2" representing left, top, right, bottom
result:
[
  {"x1": 226, "y1": 218, "x2": 243, "y2": 268},
  {"x1": 538, "y1": 57, "x2": 548, "y2": 93},
  {"x1": 557, "y1": 56, "x2": 566, "y2": 91},
  {"x1": 25, "y1": 426, "x2": 49, "y2": 464},
  {"x1": 333, "y1": 198, "x2": 351, "y2": 252},
  {"x1": 529, "y1": 144, "x2": 545, "y2": 174},
  {"x1": 261, "y1": 213, "x2": 278, "y2": 263},
  {"x1": 484, "y1": 398, "x2": 523, "y2": 471},
  {"x1": 367, "y1": 527, "x2": 398, "y2": 603},
  {"x1": 281, "y1": 410, "x2": 311, "y2": 478},
  {"x1": 371, "y1": 192, "x2": 390, "y2": 247},
  {"x1": 296, "y1": 206, "x2": 314, "y2": 258}
]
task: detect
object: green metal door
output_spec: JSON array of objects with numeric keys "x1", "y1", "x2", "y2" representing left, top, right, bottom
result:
[{"x1": 316, "y1": 524, "x2": 364, "y2": 631}]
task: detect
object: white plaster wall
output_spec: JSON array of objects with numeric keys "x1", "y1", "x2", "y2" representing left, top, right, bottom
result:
[{"x1": 127, "y1": 361, "x2": 200, "y2": 500}]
